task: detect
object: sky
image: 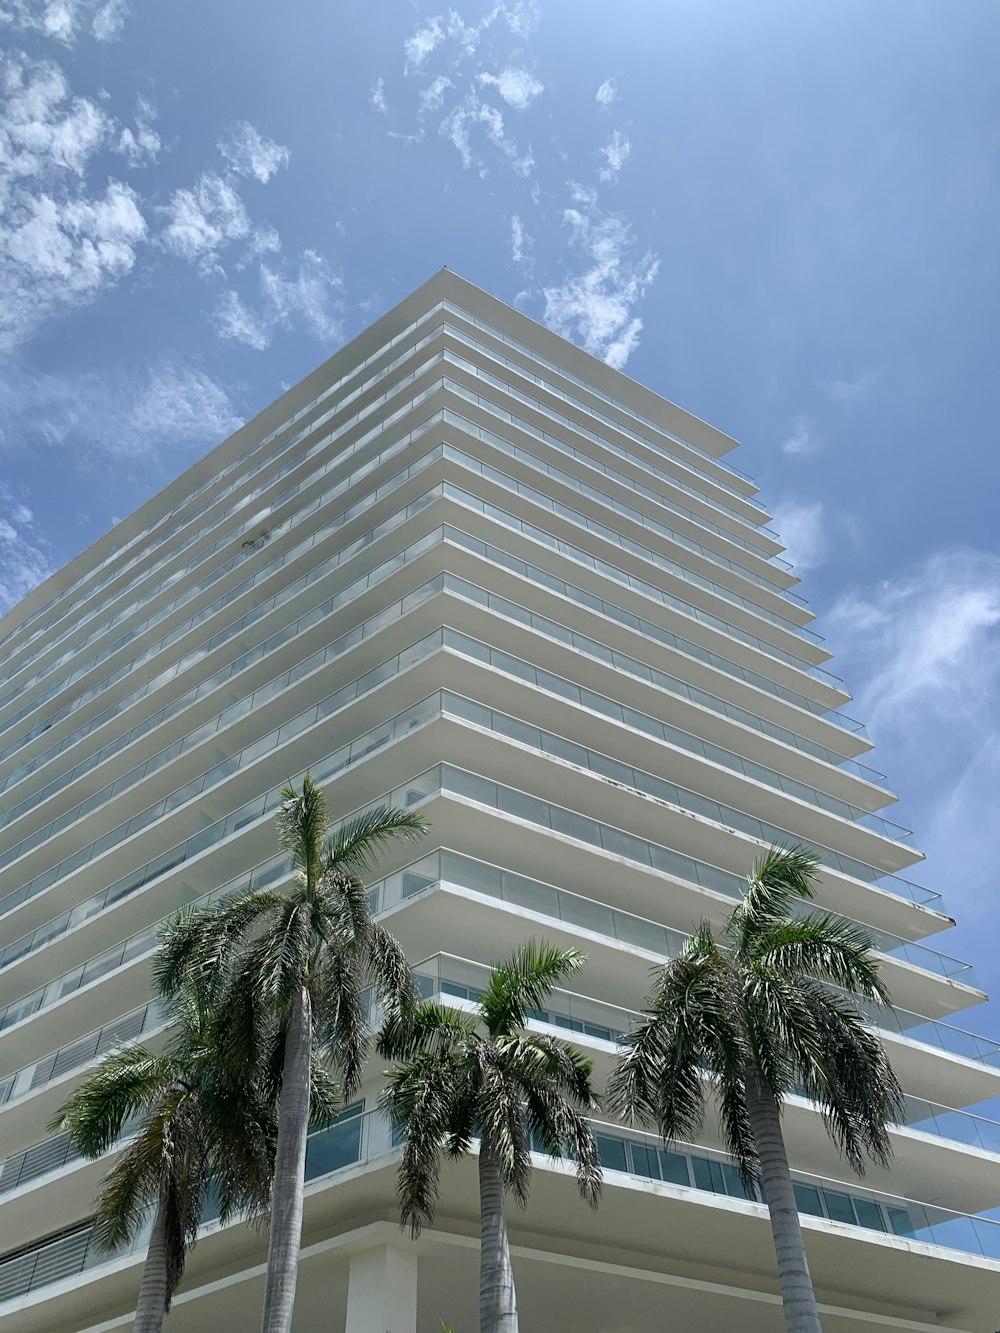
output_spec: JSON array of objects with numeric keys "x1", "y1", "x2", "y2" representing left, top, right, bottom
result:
[{"x1": 1, "y1": 0, "x2": 999, "y2": 1026}]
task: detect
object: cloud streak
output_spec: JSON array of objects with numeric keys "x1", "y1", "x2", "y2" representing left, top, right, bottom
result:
[{"x1": 543, "y1": 189, "x2": 659, "y2": 369}]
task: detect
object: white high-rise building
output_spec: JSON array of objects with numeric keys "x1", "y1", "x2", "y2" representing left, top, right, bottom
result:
[{"x1": 0, "y1": 270, "x2": 997, "y2": 1333}]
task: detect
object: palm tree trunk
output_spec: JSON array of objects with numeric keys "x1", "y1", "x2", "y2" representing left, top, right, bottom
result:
[
  {"x1": 261, "y1": 984, "x2": 312, "y2": 1333},
  {"x1": 133, "y1": 1198, "x2": 169, "y2": 1333},
  {"x1": 745, "y1": 1066, "x2": 822, "y2": 1333},
  {"x1": 478, "y1": 1142, "x2": 518, "y2": 1333}
]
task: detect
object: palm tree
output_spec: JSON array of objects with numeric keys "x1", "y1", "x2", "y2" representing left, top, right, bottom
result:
[
  {"x1": 608, "y1": 845, "x2": 904, "y2": 1333},
  {"x1": 380, "y1": 941, "x2": 603, "y2": 1333},
  {"x1": 49, "y1": 973, "x2": 291, "y2": 1333},
  {"x1": 155, "y1": 774, "x2": 427, "y2": 1333}
]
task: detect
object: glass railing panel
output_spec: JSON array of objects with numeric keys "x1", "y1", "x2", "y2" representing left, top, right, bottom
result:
[
  {"x1": 10, "y1": 1101, "x2": 1000, "y2": 1310},
  {"x1": 0, "y1": 591, "x2": 901, "y2": 913},
  {"x1": 0, "y1": 376, "x2": 453, "y2": 738},
  {"x1": 435, "y1": 490, "x2": 844, "y2": 688},
  {"x1": 0, "y1": 304, "x2": 455, "y2": 671},
  {"x1": 438, "y1": 302, "x2": 764, "y2": 498},
  {"x1": 432, "y1": 417, "x2": 823, "y2": 646}
]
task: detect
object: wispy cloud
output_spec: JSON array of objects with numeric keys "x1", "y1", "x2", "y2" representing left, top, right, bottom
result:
[
  {"x1": 215, "y1": 250, "x2": 343, "y2": 350},
  {"x1": 117, "y1": 94, "x2": 160, "y2": 167},
  {"x1": 160, "y1": 171, "x2": 252, "y2": 273},
  {"x1": 419, "y1": 75, "x2": 452, "y2": 113},
  {"x1": 769, "y1": 498, "x2": 826, "y2": 571},
  {"x1": 479, "y1": 66, "x2": 543, "y2": 111},
  {"x1": 370, "y1": 77, "x2": 389, "y2": 115},
  {"x1": 404, "y1": 15, "x2": 446, "y2": 71},
  {"x1": 510, "y1": 212, "x2": 532, "y2": 268},
  {"x1": 781, "y1": 414, "x2": 818, "y2": 456},
  {"x1": 440, "y1": 92, "x2": 534, "y2": 177},
  {"x1": 827, "y1": 548, "x2": 1000, "y2": 917},
  {"x1": 0, "y1": 0, "x2": 127, "y2": 44},
  {"x1": 595, "y1": 77, "x2": 618, "y2": 109},
  {"x1": 0, "y1": 486, "x2": 52, "y2": 617},
  {"x1": 543, "y1": 188, "x2": 659, "y2": 369},
  {"x1": 217, "y1": 121, "x2": 290, "y2": 184},
  {"x1": 0, "y1": 356, "x2": 242, "y2": 462},
  {"x1": 598, "y1": 129, "x2": 630, "y2": 183}
]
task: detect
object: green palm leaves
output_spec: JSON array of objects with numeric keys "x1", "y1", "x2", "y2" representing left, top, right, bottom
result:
[
  {"x1": 608, "y1": 845, "x2": 903, "y2": 1333},
  {"x1": 381, "y1": 941, "x2": 602, "y2": 1333}
]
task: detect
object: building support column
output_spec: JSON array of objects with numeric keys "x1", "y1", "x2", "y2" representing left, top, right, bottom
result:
[{"x1": 345, "y1": 1243, "x2": 418, "y2": 1333}]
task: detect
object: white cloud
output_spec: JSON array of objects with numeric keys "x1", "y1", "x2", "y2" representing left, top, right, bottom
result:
[
  {"x1": 370, "y1": 77, "x2": 389, "y2": 115},
  {"x1": 217, "y1": 121, "x2": 290, "y2": 183},
  {"x1": 0, "y1": 53, "x2": 147, "y2": 348},
  {"x1": 213, "y1": 289, "x2": 269, "y2": 350},
  {"x1": 769, "y1": 499, "x2": 826, "y2": 572},
  {"x1": 781, "y1": 414, "x2": 817, "y2": 456},
  {"x1": 404, "y1": 16, "x2": 445, "y2": 71},
  {"x1": 595, "y1": 77, "x2": 618, "y2": 109},
  {"x1": 215, "y1": 250, "x2": 343, "y2": 350},
  {"x1": 598, "y1": 129, "x2": 631, "y2": 183},
  {"x1": 829, "y1": 550, "x2": 1000, "y2": 736},
  {"x1": 479, "y1": 67, "x2": 543, "y2": 111},
  {"x1": 542, "y1": 194, "x2": 659, "y2": 369},
  {"x1": 827, "y1": 549, "x2": 1000, "y2": 921},
  {"x1": 0, "y1": 487, "x2": 51, "y2": 617},
  {"x1": 159, "y1": 171, "x2": 251, "y2": 273},
  {"x1": 0, "y1": 0, "x2": 127, "y2": 43},
  {"x1": 419, "y1": 75, "x2": 453, "y2": 112},
  {"x1": 510, "y1": 212, "x2": 531, "y2": 266},
  {"x1": 404, "y1": 3, "x2": 538, "y2": 74},
  {"x1": 0, "y1": 54, "x2": 114, "y2": 195},
  {"x1": 117, "y1": 94, "x2": 160, "y2": 167},
  {"x1": 0, "y1": 356, "x2": 242, "y2": 462},
  {"x1": 439, "y1": 92, "x2": 534, "y2": 177},
  {"x1": 1, "y1": 180, "x2": 146, "y2": 350}
]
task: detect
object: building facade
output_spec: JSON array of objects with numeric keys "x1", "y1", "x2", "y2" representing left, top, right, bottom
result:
[{"x1": 0, "y1": 270, "x2": 997, "y2": 1332}]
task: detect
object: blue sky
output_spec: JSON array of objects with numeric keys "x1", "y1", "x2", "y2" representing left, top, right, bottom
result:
[{"x1": 1, "y1": 0, "x2": 999, "y2": 1022}]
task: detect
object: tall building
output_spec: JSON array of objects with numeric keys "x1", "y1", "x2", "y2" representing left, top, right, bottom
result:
[{"x1": 0, "y1": 270, "x2": 997, "y2": 1333}]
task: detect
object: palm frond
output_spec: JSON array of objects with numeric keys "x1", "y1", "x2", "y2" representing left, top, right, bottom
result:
[
  {"x1": 730, "y1": 844, "x2": 820, "y2": 955},
  {"x1": 479, "y1": 940, "x2": 586, "y2": 1037},
  {"x1": 50, "y1": 1045, "x2": 173, "y2": 1154},
  {"x1": 751, "y1": 913, "x2": 892, "y2": 1005},
  {"x1": 365, "y1": 922, "x2": 419, "y2": 1021},
  {"x1": 326, "y1": 804, "x2": 429, "y2": 877},
  {"x1": 378, "y1": 1001, "x2": 477, "y2": 1060},
  {"x1": 276, "y1": 773, "x2": 330, "y2": 885},
  {"x1": 153, "y1": 888, "x2": 284, "y2": 1000}
]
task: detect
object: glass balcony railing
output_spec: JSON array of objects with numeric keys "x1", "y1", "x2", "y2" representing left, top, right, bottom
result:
[
  {"x1": 0, "y1": 1001, "x2": 163, "y2": 1107},
  {"x1": 0, "y1": 932, "x2": 995, "y2": 1214},
  {"x1": 0, "y1": 561, "x2": 882, "y2": 883},
  {"x1": 0, "y1": 603, "x2": 906, "y2": 915},
  {"x1": 0, "y1": 371, "x2": 456, "y2": 742},
  {"x1": 7, "y1": 1103, "x2": 1000, "y2": 1308},
  {"x1": 0, "y1": 377, "x2": 833, "y2": 758},
  {"x1": 0, "y1": 676, "x2": 919, "y2": 986},
  {"x1": 371, "y1": 851, "x2": 974, "y2": 987},
  {"x1": 19, "y1": 285, "x2": 775, "y2": 675},
  {"x1": 433, "y1": 342, "x2": 787, "y2": 567},
  {"x1": 439, "y1": 301, "x2": 765, "y2": 499},
  {"x1": 432, "y1": 380, "x2": 801, "y2": 605},
  {"x1": 0, "y1": 835, "x2": 976, "y2": 1093},
  {"x1": 0, "y1": 682, "x2": 935, "y2": 992},
  {"x1": 436, "y1": 482, "x2": 843, "y2": 688},
  {"x1": 0, "y1": 301, "x2": 457, "y2": 663},
  {"x1": 431, "y1": 418, "x2": 821, "y2": 649},
  {"x1": 435, "y1": 536, "x2": 867, "y2": 738},
  {"x1": 2, "y1": 534, "x2": 872, "y2": 852}
]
